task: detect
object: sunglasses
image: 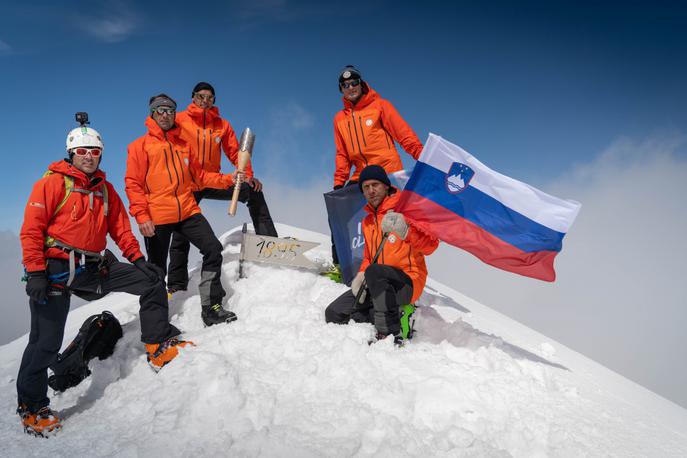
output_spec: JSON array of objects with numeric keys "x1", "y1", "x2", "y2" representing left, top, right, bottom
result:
[
  {"x1": 341, "y1": 79, "x2": 361, "y2": 89},
  {"x1": 73, "y1": 147, "x2": 102, "y2": 157},
  {"x1": 194, "y1": 93, "x2": 214, "y2": 101},
  {"x1": 152, "y1": 107, "x2": 176, "y2": 115}
]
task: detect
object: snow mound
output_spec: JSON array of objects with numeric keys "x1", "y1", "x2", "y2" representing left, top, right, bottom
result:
[{"x1": 1, "y1": 224, "x2": 686, "y2": 457}]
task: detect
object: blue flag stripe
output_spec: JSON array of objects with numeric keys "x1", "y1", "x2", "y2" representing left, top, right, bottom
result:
[{"x1": 406, "y1": 161, "x2": 565, "y2": 253}]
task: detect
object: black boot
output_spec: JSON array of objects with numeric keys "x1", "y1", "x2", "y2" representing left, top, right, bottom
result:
[{"x1": 201, "y1": 303, "x2": 237, "y2": 327}]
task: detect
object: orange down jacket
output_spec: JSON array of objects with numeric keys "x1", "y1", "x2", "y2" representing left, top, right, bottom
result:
[
  {"x1": 21, "y1": 160, "x2": 143, "y2": 273},
  {"x1": 125, "y1": 117, "x2": 234, "y2": 226},
  {"x1": 176, "y1": 103, "x2": 253, "y2": 192},
  {"x1": 333, "y1": 85, "x2": 424, "y2": 187},
  {"x1": 359, "y1": 189, "x2": 438, "y2": 303}
]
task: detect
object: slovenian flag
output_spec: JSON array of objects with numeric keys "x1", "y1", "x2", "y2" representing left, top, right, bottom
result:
[{"x1": 396, "y1": 134, "x2": 581, "y2": 281}]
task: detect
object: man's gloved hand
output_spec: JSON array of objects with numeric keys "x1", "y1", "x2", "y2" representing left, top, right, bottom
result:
[
  {"x1": 381, "y1": 211, "x2": 409, "y2": 240},
  {"x1": 333, "y1": 185, "x2": 343, "y2": 190},
  {"x1": 26, "y1": 271, "x2": 49, "y2": 304},
  {"x1": 134, "y1": 258, "x2": 165, "y2": 282},
  {"x1": 351, "y1": 271, "x2": 366, "y2": 304}
]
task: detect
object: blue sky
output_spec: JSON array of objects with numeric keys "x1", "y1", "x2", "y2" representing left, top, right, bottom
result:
[
  {"x1": 1, "y1": 0, "x2": 685, "y2": 230},
  {"x1": 1, "y1": 1, "x2": 687, "y2": 408}
]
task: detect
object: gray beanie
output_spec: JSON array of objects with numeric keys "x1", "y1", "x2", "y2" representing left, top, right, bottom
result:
[{"x1": 149, "y1": 94, "x2": 177, "y2": 112}]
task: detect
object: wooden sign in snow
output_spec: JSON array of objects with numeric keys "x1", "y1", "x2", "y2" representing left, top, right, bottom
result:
[{"x1": 239, "y1": 228, "x2": 320, "y2": 275}]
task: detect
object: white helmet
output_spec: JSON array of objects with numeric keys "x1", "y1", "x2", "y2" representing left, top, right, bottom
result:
[{"x1": 66, "y1": 126, "x2": 104, "y2": 152}]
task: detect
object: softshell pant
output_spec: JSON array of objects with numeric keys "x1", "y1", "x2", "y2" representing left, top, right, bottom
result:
[
  {"x1": 16, "y1": 258, "x2": 179, "y2": 413},
  {"x1": 325, "y1": 264, "x2": 413, "y2": 336},
  {"x1": 167, "y1": 184, "x2": 277, "y2": 290},
  {"x1": 146, "y1": 213, "x2": 226, "y2": 306}
]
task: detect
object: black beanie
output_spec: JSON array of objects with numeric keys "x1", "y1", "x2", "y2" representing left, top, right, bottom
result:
[
  {"x1": 192, "y1": 82, "x2": 215, "y2": 97},
  {"x1": 338, "y1": 65, "x2": 362, "y2": 84},
  {"x1": 358, "y1": 165, "x2": 391, "y2": 191}
]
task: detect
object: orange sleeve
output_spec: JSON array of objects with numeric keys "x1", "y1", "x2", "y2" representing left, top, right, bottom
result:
[
  {"x1": 124, "y1": 139, "x2": 152, "y2": 224},
  {"x1": 20, "y1": 175, "x2": 64, "y2": 272},
  {"x1": 105, "y1": 183, "x2": 144, "y2": 262},
  {"x1": 222, "y1": 120, "x2": 254, "y2": 178},
  {"x1": 189, "y1": 152, "x2": 233, "y2": 189},
  {"x1": 333, "y1": 116, "x2": 351, "y2": 187},
  {"x1": 379, "y1": 99, "x2": 424, "y2": 159},
  {"x1": 406, "y1": 223, "x2": 439, "y2": 256}
]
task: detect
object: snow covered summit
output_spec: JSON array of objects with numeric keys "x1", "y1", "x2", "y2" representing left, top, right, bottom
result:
[{"x1": 1, "y1": 224, "x2": 686, "y2": 457}]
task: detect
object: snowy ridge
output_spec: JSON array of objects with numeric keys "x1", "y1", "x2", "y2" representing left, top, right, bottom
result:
[{"x1": 1, "y1": 224, "x2": 686, "y2": 457}]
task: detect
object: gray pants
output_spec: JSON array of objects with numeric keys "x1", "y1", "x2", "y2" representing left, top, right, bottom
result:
[{"x1": 325, "y1": 264, "x2": 413, "y2": 336}]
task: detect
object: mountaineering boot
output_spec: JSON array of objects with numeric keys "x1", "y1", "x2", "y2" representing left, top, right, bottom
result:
[
  {"x1": 145, "y1": 337, "x2": 193, "y2": 372},
  {"x1": 399, "y1": 304, "x2": 416, "y2": 340},
  {"x1": 19, "y1": 405, "x2": 62, "y2": 437},
  {"x1": 322, "y1": 264, "x2": 343, "y2": 284},
  {"x1": 368, "y1": 332, "x2": 404, "y2": 347},
  {"x1": 201, "y1": 303, "x2": 237, "y2": 327},
  {"x1": 167, "y1": 287, "x2": 187, "y2": 300}
]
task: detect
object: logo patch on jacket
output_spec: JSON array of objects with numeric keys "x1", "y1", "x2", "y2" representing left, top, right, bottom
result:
[
  {"x1": 365, "y1": 119, "x2": 373, "y2": 127},
  {"x1": 184, "y1": 158, "x2": 189, "y2": 166},
  {"x1": 30, "y1": 202, "x2": 45, "y2": 208},
  {"x1": 388, "y1": 234, "x2": 397, "y2": 244},
  {"x1": 215, "y1": 136, "x2": 221, "y2": 144}
]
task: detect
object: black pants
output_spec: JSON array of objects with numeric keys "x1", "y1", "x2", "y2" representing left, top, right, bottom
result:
[
  {"x1": 16, "y1": 258, "x2": 179, "y2": 413},
  {"x1": 325, "y1": 264, "x2": 413, "y2": 336},
  {"x1": 167, "y1": 185, "x2": 277, "y2": 290},
  {"x1": 146, "y1": 213, "x2": 225, "y2": 306}
]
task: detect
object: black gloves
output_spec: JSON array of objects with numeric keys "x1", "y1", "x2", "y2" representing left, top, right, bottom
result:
[
  {"x1": 134, "y1": 258, "x2": 165, "y2": 282},
  {"x1": 26, "y1": 271, "x2": 49, "y2": 304},
  {"x1": 333, "y1": 185, "x2": 343, "y2": 190}
]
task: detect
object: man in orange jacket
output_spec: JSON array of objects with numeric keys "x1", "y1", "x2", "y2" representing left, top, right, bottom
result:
[
  {"x1": 328, "y1": 66, "x2": 425, "y2": 273},
  {"x1": 125, "y1": 94, "x2": 237, "y2": 327},
  {"x1": 167, "y1": 82, "x2": 277, "y2": 293},
  {"x1": 333, "y1": 66, "x2": 424, "y2": 188},
  {"x1": 18, "y1": 121, "x2": 188, "y2": 437},
  {"x1": 325, "y1": 165, "x2": 438, "y2": 345}
]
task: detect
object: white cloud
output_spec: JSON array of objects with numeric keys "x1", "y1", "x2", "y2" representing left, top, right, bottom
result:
[
  {"x1": 427, "y1": 131, "x2": 687, "y2": 408},
  {"x1": 73, "y1": 1, "x2": 141, "y2": 43},
  {"x1": 0, "y1": 38, "x2": 12, "y2": 55}
]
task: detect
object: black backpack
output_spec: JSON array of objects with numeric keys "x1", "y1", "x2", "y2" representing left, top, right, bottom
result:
[{"x1": 48, "y1": 311, "x2": 123, "y2": 392}]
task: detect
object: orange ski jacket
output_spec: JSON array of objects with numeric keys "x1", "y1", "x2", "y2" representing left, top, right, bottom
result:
[
  {"x1": 21, "y1": 160, "x2": 144, "y2": 273},
  {"x1": 176, "y1": 103, "x2": 253, "y2": 192},
  {"x1": 333, "y1": 86, "x2": 423, "y2": 187},
  {"x1": 125, "y1": 117, "x2": 234, "y2": 226},
  {"x1": 359, "y1": 190, "x2": 438, "y2": 303}
]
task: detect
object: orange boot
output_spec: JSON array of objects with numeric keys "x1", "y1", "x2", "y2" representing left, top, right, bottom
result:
[
  {"x1": 145, "y1": 337, "x2": 194, "y2": 371},
  {"x1": 19, "y1": 405, "x2": 62, "y2": 437}
]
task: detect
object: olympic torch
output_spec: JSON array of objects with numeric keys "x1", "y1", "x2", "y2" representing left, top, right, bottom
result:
[{"x1": 229, "y1": 127, "x2": 255, "y2": 216}]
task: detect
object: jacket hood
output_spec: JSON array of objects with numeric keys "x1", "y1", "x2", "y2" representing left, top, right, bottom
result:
[
  {"x1": 145, "y1": 116, "x2": 183, "y2": 141},
  {"x1": 342, "y1": 84, "x2": 378, "y2": 110},
  {"x1": 364, "y1": 186, "x2": 399, "y2": 215},
  {"x1": 48, "y1": 159, "x2": 106, "y2": 186},
  {"x1": 184, "y1": 102, "x2": 221, "y2": 123}
]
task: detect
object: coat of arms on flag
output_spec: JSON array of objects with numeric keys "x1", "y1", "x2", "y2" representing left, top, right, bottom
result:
[{"x1": 446, "y1": 162, "x2": 474, "y2": 194}]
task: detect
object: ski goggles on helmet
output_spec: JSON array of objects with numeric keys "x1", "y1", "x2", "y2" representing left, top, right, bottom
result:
[
  {"x1": 72, "y1": 147, "x2": 102, "y2": 157},
  {"x1": 152, "y1": 107, "x2": 176, "y2": 115},
  {"x1": 340, "y1": 79, "x2": 361, "y2": 89}
]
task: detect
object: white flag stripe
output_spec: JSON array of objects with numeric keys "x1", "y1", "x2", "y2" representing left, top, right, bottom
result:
[{"x1": 420, "y1": 134, "x2": 581, "y2": 233}]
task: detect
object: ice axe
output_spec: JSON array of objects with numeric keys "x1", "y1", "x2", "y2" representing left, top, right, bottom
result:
[
  {"x1": 229, "y1": 128, "x2": 255, "y2": 216},
  {"x1": 354, "y1": 232, "x2": 388, "y2": 305}
]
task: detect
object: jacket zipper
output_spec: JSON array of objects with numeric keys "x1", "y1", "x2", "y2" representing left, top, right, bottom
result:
[
  {"x1": 350, "y1": 109, "x2": 368, "y2": 165},
  {"x1": 201, "y1": 112, "x2": 207, "y2": 167},
  {"x1": 357, "y1": 116, "x2": 367, "y2": 147},
  {"x1": 164, "y1": 133, "x2": 182, "y2": 221}
]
